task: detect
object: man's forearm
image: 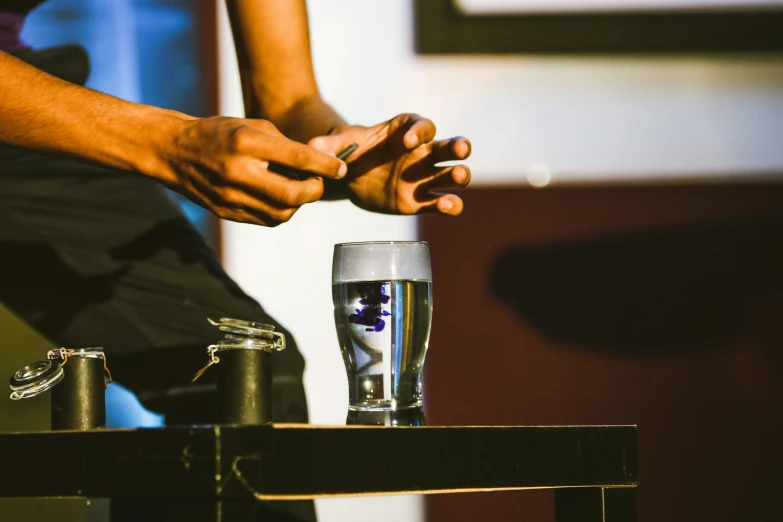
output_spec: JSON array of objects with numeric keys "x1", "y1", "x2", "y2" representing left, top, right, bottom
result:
[
  {"x1": 226, "y1": 0, "x2": 347, "y2": 143},
  {"x1": 225, "y1": 0, "x2": 354, "y2": 199},
  {"x1": 0, "y1": 50, "x2": 187, "y2": 184}
]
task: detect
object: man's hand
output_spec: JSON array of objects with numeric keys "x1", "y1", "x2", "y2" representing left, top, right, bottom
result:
[
  {"x1": 158, "y1": 116, "x2": 347, "y2": 226},
  {"x1": 308, "y1": 114, "x2": 471, "y2": 216}
]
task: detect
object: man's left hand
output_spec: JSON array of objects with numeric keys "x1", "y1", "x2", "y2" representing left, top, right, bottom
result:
[{"x1": 308, "y1": 114, "x2": 471, "y2": 216}]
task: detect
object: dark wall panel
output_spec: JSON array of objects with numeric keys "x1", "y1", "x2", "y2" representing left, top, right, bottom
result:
[{"x1": 421, "y1": 184, "x2": 783, "y2": 522}]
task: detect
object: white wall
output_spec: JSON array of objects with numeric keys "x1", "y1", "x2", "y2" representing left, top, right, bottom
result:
[
  {"x1": 218, "y1": 2, "x2": 783, "y2": 521},
  {"x1": 217, "y1": 3, "x2": 423, "y2": 521},
  {"x1": 301, "y1": 1, "x2": 783, "y2": 187}
]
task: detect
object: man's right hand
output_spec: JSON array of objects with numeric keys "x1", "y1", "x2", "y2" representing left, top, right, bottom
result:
[{"x1": 155, "y1": 116, "x2": 347, "y2": 227}]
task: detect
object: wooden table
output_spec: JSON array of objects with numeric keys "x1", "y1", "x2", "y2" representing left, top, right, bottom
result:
[{"x1": 0, "y1": 424, "x2": 638, "y2": 521}]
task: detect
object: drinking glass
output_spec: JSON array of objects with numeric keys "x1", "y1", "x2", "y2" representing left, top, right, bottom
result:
[{"x1": 332, "y1": 241, "x2": 432, "y2": 424}]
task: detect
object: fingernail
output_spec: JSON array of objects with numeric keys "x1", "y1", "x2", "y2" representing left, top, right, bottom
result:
[
  {"x1": 405, "y1": 134, "x2": 419, "y2": 148},
  {"x1": 439, "y1": 198, "x2": 453, "y2": 211},
  {"x1": 456, "y1": 140, "x2": 469, "y2": 158},
  {"x1": 454, "y1": 167, "x2": 467, "y2": 183},
  {"x1": 338, "y1": 163, "x2": 348, "y2": 178}
]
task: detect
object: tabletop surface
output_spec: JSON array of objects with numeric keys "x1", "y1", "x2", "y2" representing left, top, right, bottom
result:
[{"x1": 0, "y1": 424, "x2": 638, "y2": 500}]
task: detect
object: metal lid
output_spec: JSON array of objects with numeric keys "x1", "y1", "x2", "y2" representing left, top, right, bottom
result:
[
  {"x1": 48, "y1": 347, "x2": 106, "y2": 360},
  {"x1": 9, "y1": 360, "x2": 64, "y2": 400},
  {"x1": 9, "y1": 347, "x2": 111, "y2": 400},
  {"x1": 208, "y1": 318, "x2": 285, "y2": 351},
  {"x1": 192, "y1": 318, "x2": 287, "y2": 382}
]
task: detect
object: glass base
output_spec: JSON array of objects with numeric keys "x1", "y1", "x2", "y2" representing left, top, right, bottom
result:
[{"x1": 346, "y1": 406, "x2": 426, "y2": 427}]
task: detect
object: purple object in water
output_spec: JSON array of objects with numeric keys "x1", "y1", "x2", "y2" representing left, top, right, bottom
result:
[
  {"x1": 0, "y1": 12, "x2": 28, "y2": 53},
  {"x1": 349, "y1": 284, "x2": 392, "y2": 332}
]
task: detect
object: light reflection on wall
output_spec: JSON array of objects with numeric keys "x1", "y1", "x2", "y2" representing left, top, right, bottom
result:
[{"x1": 22, "y1": 0, "x2": 213, "y2": 244}]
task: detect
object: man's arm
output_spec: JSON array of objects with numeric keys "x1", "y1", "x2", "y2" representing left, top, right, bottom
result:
[
  {"x1": 0, "y1": 50, "x2": 183, "y2": 178},
  {"x1": 225, "y1": 0, "x2": 472, "y2": 214},
  {"x1": 225, "y1": 0, "x2": 346, "y2": 142},
  {"x1": 0, "y1": 50, "x2": 346, "y2": 226}
]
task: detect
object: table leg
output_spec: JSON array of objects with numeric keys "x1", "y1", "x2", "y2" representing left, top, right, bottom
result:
[{"x1": 555, "y1": 487, "x2": 637, "y2": 522}]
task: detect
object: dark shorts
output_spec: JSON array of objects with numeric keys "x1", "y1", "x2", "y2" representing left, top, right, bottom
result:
[{"x1": 0, "y1": 144, "x2": 315, "y2": 521}]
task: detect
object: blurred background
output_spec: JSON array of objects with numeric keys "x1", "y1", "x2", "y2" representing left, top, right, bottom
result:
[{"x1": 1, "y1": 0, "x2": 783, "y2": 521}]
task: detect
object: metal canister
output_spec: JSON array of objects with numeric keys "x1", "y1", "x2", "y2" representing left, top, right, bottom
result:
[
  {"x1": 192, "y1": 318, "x2": 285, "y2": 425},
  {"x1": 9, "y1": 347, "x2": 111, "y2": 430}
]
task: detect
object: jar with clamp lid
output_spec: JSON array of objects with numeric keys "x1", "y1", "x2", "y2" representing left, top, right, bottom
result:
[
  {"x1": 9, "y1": 347, "x2": 112, "y2": 430},
  {"x1": 192, "y1": 318, "x2": 285, "y2": 425}
]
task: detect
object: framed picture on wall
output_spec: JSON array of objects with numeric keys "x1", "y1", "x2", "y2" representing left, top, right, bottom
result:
[{"x1": 415, "y1": 0, "x2": 783, "y2": 54}]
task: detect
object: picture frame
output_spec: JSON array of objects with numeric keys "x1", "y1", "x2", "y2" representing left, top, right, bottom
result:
[{"x1": 414, "y1": 0, "x2": 783, "y2": 54}]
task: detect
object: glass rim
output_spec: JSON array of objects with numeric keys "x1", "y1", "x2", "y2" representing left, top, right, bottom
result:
[{"x1": 334, "y1": 241, "x2": 429, "y2": 247}]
